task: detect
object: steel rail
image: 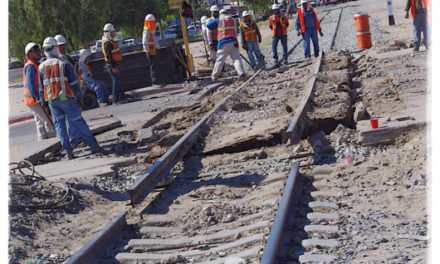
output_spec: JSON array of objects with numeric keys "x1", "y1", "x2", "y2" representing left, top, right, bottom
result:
[
  {"x1": 66, "y1": 211, "x2": 127, "y2": 264},
  {"x1": 127, "y1": 69, "x2": 263, "y2": 205},
  {"x1": 261, "y1": 161, "x2": 300, "y2": 263},
  {"x1": 329, "y1": 7, "x2": 344, "y2": 50}
]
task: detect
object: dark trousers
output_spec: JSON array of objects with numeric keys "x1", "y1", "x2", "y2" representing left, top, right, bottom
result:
[
  {"x1": 147, "y1": 55, "x2": 158, "y2": 84},
  {"x1": 105, "y1": 64, "x2": 125, "y2": 103}
]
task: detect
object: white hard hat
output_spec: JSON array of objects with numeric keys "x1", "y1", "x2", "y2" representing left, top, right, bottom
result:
[
  {"x1": 300, "y1": 0, "x2": 308, "y2": 4},
  {"x1": 145, "y1": 14, "x2": 156, "y2": 20},
  {"x1": 42, "y1": 37, "x2": 58, "y2": 48},
  {"x1": 103, "y1": 23, "x2": 115, "y2": 32},
  {"x1": 25, "y1": 42, "x2": 39, "y2": 54},
  {"x1": 201, "y1": 16, "x2": 209, "y2": 23},
  {"x1": 219, "y1": 9, "x2": 227, "y2": 14},
  {"x1": 79, "y1": 49, "x2": 91, "y2": 58},
  {"x1": 210, "y1": 5, "x2": 220, "y2": 12},
  {"x1": 54, "y1": 34, "x2": 67, "y2": 45},
  {"x1": 242, "y1": 10, "x2": 250, "y2": 17},
  {"x1": 272, "y1": 4, "x2": 279, "y2": 9}
]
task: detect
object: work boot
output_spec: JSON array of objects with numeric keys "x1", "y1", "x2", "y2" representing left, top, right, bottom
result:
[
  {"x1": 65, "y1": 152, "x2": 75, "y2": 160},
  {"x1": 211, "y1": 75, "x2": 218, "y2": 82},
  {"x1": 283, "y1": 59, "x2": 288, "y2": 65},
  {"x1": 91, "y1": 146, "x2": 109, "y2": 155},
  {"x1": 413, "y1": 46, "x2": 419, "y2": 51},
  {"x1": 237, "y1": 74, "x2": 248, "y2": 82}
]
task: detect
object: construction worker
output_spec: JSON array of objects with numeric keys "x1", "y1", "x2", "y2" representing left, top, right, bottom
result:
[
  {"x1": 207, "y1": 8, "x2": 246, "y2": 81},
  {"x1": 269, "y1": 4, "x2": 289, "y2": 65},
  {"x1": 38, "y1": 37, "x2": 104, "y2": 159},
  {"x1": 296, "y1": 0, "x2": 323, "y2": 59},
  {"x1": 405, "y1": 0, "x2": 430, "y2": 51},
  {"x1": 102, "y1": 23, "x2": 126, "y2": 105},
  {"x1": 240, "y1": 10, "x2": 264, "y2": 70},
  {"x1": 206, "y1": 5, "x2": 220, "y2": 63},
  {"x1": 54, "y1": 35, "x2": 76, "y2": 67},
  {"x1": 142, "y1": 14, "x2": 160, "y2": 86},
  {"x1": 78, "y1": 49, "x2": 110, "y2": 106},
  {"x1": 23, "y1": 42, "x2": 56, "y2": 141},
  {"x1": 201, "y1": 16, "x2": 211, "y2": 65}
]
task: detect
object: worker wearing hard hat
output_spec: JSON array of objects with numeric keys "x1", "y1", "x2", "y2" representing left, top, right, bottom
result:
[
  {"x1": 205, "y1": 5, "x2": 220, "y2": 63},
  {"x1": 38, "y1": 37, "x2": 105, "y2": 159},
  {"x1": 54, "y1": 35, "x2": 76, "y2": 67},
  {"x1": 295, "y1": 0, "x2": 323, "y2": 59},
  {"x1": 240, "y1": 10, "x2": 265, "y2": 70},
  {"x1": 201, "y1": 15, "x2": 214, "y2": 65},
  {"x1": 142, "y1": 14, "x2": 160, "y2": 86},
  {"x1": 102, "y1": 23, "x2": 126, "y2": 105},
  {"x1": 269, "y1": 4, "x2": 289, "y2": 65},
  {"x1": 207, "y1": 8, "x2": 246, "y2": 81},
  {"x1": 78, "y1": 49, "x2": 109, "y2": 106},
  {"x1": 23, "y1": 42, "x2": 56, "y2": 141}
]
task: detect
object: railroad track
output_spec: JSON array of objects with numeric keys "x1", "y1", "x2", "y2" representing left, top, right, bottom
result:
[{"x1": 65, "y1": 6, "x2": 354, "y2": 263}]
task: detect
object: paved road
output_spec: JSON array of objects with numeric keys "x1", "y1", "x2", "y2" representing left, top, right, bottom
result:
[
  {"x1": 9, "y1": 89, "x2": 196, "y2": 161},
  {"x1": 9, "y1": 68, "x2": 22, "y2": 84}
]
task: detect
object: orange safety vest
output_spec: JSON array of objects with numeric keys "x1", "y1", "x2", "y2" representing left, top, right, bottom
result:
[
  {"x1": 23, "y1": 60, "x2": 40, "y2": 106},
  {"x1": 39, "y1": 58, "x2": 75, "y2": 101},
  {"x1": 297, "y1": 7, "x2": 321, "y2": 34},
  {"x1": 217, "y1": 17, "x2": 237, "y2": 40},
  {"x1": 269, "y1": 14, "x2": 288, "y2": 36},
  {"x1": 148, "y1": 32, "x2": 156, "y2": 56},
  {"x1": 102, "y1": 39, "x2": 122, "y2": 62},
  {"x1": 410, "y1": 0, "x2": 431, "y2": 20},
  {"x1": 240, "y1": 18, "x2": 258, "y2": 42}
]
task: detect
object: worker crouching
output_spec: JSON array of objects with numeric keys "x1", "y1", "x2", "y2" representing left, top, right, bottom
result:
[
  {"x1": 296, "y1": 0, "x2": 324, "y2": 59},
  {"x1": 78, "y1": 49, "x2": 109, "y2": 106},
  {"x1": 240, "y1": 10, "x2": 265, "y2": 70},
  {"x1": 207, "y1": 9, "x2": 246, "y2": 82},
  {"x1": 38, "y1": 37, "x2": 105, "y2": 160}
]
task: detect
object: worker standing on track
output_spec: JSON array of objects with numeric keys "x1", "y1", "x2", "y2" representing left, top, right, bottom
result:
[
  {"x1": 23, "y1": 42, "x2": 56, "y2": 141},
  {"x1": 240, "y1": 10, "x2": 265, "y2": 70},
  {"x1": 102, "y1": 23, "x2": 126, "y2": 105},
  {"x1": 296, "y1": 0, "x2": 324, "y2": 59},
  {"x1": 269, "y1": 4, "x2": 289, "y2": 65},
  {"x1": 405, "y1": 0, "x2": 430, "y2": 51},
  {"x1": 78, "y1": 49, "x2": 110, "y2": 107},
  {"x1": 206, "y1": 5, "x2": 220, "y2": 64},
  {"x1": 38, "y1": 37, "x2": 105, "y2": 160},
  {"x1": 142, "y1": 14, "x2": 160, "y2": 87},
  {"x1": 207, "y1": 8, "x2": 247, "y2": 82}
]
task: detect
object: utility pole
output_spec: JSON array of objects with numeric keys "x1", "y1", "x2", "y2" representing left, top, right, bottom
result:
[{"x1": 386, "y1": 0, "x2": 395, "y2": 25}]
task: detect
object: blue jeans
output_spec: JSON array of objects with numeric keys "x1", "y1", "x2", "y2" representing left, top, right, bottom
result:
[
  {"x1": 105, "y1": 64, "x2": 125, "y2": 103},
  {"x1": 413, "y1": 13, "x2": 428, "y2": 48},
  {"x1": 246, "y1": 41, "x2": 262, "y2": 67},
  {"x1": 84, "y1": 80, "x2": 109, "y2": 103},
  {"x1": 272, "y1": 35, "x2": 288, "y2": 61},
  {"x1": 49, "y1": 97, "x2": 98, "y2": 153},
  {"x1": 302, "y1": 28, "x2": 320, "y2": 58}
]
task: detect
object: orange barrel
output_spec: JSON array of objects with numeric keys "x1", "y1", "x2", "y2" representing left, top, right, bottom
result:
[
  {"x1": 356, "y1": 31, "x2": 372, "y2": 50},
  {"x1": 354, "y1": 12, "x2": 370, "y2": 32}
]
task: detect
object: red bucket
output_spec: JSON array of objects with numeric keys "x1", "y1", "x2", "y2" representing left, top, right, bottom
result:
[{"x1": 370, "y1": 119, "x2": 379, "y2": 129}]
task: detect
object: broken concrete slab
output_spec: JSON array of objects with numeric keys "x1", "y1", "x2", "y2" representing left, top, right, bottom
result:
[
  {"x1": 34, "y1": 156, "x2": 137, "y2": 180},
  {"x1": 204, "y1": 116, "x2": 291, "y2": 155},
  {"x1": 14, "y1": 117, "x2": 122, "y2": 164},
  {"x1": 357, "y1": 115, "x2": 425, "y2": 146}
]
